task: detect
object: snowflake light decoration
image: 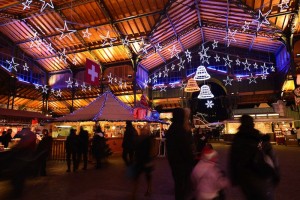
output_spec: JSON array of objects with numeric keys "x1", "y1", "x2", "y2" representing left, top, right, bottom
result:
[
  {"x1": 171, "y1": 64, "x2": 176, "y2": 70},
  {"x1": 185, "y1": 49, "x2": 192, "y2": 63},
  {"x1": 155, "y1": 43, "x2": 163, "y2": 52},
  {"x1": 261, "y1": 63, "x2": 269, "y2": 74},
  {"x1": 205, "y1": 100, "x2": 214, "y2": 108}
]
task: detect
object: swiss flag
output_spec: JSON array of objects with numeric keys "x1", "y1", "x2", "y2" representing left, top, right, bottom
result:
[{"x1": 85, "y1": 58, "x2": 100, "y2": 85}]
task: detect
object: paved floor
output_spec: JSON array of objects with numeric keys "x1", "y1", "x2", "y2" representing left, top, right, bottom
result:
[{"x1": 1, "y1": 143, "x2": 300, "y2": 200}]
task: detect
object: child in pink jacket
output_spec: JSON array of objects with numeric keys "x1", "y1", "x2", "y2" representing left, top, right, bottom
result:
[{"x1": 191, "y1": 145, "x2": 229, "y2": 200}]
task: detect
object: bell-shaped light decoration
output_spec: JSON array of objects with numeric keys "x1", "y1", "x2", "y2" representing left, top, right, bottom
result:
[
  {"x1": 198, "y1": 84, "x2": 214, "y2": 99},
  {"x1": 194, "y1": 65, "x2": 211, "y2": 81},
  {"x1": 184, "y1": 78, "x2": 200, "y2": 92}
]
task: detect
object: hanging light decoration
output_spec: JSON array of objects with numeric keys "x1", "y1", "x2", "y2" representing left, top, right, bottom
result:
[
  {"x1": 198, "y1": 85, "x2": 214, "y2": 99},
  {"x1": 194, "y1": 65, "x2": 211, "y2": 81},
  {"x1": 184, "y1": 78, "x2": 200, "y2": 92}
]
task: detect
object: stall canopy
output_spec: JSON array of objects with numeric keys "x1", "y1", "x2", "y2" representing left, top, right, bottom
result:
[{"x1": 56, "y1": 91, "x2": 135, "y2": 122}]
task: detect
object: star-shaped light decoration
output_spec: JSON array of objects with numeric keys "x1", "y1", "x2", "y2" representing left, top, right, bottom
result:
[
  {"x1": 29, "y1": 36, "x2": 43, "y2": 49},
  {"x1": 121, "y1": 36, "x2": 129, "y2": 46},
  {"x1": 242, "y1": 21, "x2": 250, "y2": 32},
  {"x1": 198, "y1": 45, "x2": 210, "y2": 63},
  {"x1": 170, "y1": 83, "x2": 176, "y2": 88},
  {"x1": 82, "y1": 28, "x2": 92, "y2": 39},
  {"x1": 65, "y1": 77, "x2": 73, "y2": 88},
  {"x1": 223, "y1": 76, "x2": 233, "y2": 86},
  {"x1": 22, "y1": 0, "x2": 32, "y2": 10},
  {"x1": 41, "y1": 85, "x2": 48, "y2": 94},
  {"x1": 45, "y1": 42, "x2": 55, "y2": 53},
  {"x1": 158, "y1": 71, "x2": 162, "y2": 78},
  {"x1": 261, "y1": 63, "x2": 269, "y2": 74},
  {"x1": 180, "y1": 82, "x2": 187, "y2": 90},
  {"x1": 236, "y1": 76, "x2": 242, "y2": 82},
  {"x1": 88, "y1": 86, "x2": 92, "y2": 91},
  {"x1": 261, "y1": 73, "x2": 267, "y2": 80},
  {"x1": 58, "y1": 48, "x2": 67, "y2": 64},
  {"x1": 224, "y1": 29, "x2": 237, "y2": 47},
  {"x1": 253, "y1": 9, "x2": 272, "y2": 31},
  {"x1": 185, "y1": 49, "x2": 192, "y2": 63},
  {"x1": 148, "y1": 77, "x2": 151, "y2": 84},
  {"x1": 163, "y1": 66, "x2": 169, "y2": 77},
  {"x1": 152, "y1": 73, "x2": 158, "y2": 84},
  {"x1": 114, "y1": 77, "x2": 118, "y2": 83},
  {"x1": 34, "y1": 84, "x2": 40, "y2": 89},
  {"x1": 72, "y1": 57, "x2": 78, "y2": 65},
  {"x1": 253, "y1": 62, "x2": 258, "y2": 69},
  {"x1": 81, "y1": 82, "x2": 87, "y2": 92},
  {"x1": 6, "y1": 57, "x2": 19, "y2": 72},
  {"x1": 247, "y1": 73, "x2": 258, "y2": 84},
  {"x1": 178, "y1": 58, "x2": 185, "y2": 71},
  {"x1": 152, "y1": 85, "x2": 157, "y2": 90},
  {"x1": 56, "y1": 89, "x2": 62, "y2": 97},
  {"x1": 168, "y1": 45, "x2": 180, "y2": 59},
  {"x1": 236, "y1": 58, "x2": 241, "y2": 66},
  {"x1": 107, "y1": 73, "x2": 113, "y2": 84},
  {"x1": 40, "y1": 0, "x2": 54, "y2": 13},
  {"x1": 74, "y1": 81, "x2": 79, "y2": 87},
  {"x1": 159, "y1": 85, "x2": 167, "y2": 92},
  {"x1": 223, "y1": 55, "x2": 233, "y2": 68},
  {"x1": 118, "y1": 79, "x2": 123, "y2": 89},
  {"x1": 214, "y1": 54, "x2": 220, "y2": 62},
  {"x1": 155, "y1": 43, "x2": 163, "y2": 52},
  {"x1": 100, "y1": 31, "x2": 117, "y2": 47},
  {"x1": 278, "y1": 0, "x2": 290, "y2": 12},
  {"x1": 56, "y1": 21, "x2": 77, "y2": 40},
  {"x1": 205, "y1": 100, "x2": 214, "y2": 108},
  {"x1": 171, "y1": 64, "x2": 176, "y2": 70},
  {"x1": 23, "y1": 63, "x2": 29, "y2": 71},
  {"x1": 242, "y1": 59, "x2": 251, "y2": 71},
  {"x1": 143, "y1": 80, "x2": 148, "y2": 89},
  {"x1": 270, "y1": 65, "x2": 275, "y2": 72},
  {"x1": 212, "y1": 40, "x2": 218, "y2": 49},
  {"x1": 50, "y1": 88, "x2": 55, "y2": 94}
]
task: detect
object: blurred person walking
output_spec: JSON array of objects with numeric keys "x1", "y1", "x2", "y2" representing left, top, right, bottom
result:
[
  {"x1": 122, "y1": 121, "x2": 138, "y2": 166},
  {"x1": 166, "y1": 108, "x2": 195, "y2": 200},
  {"x1": 91, "y1": 125, "x2": 105, "y2": 169},
  {"x1": 65, "y1": 128, "x2": 80, "y2": 172},
  {"x1": 229, "y1": 114, "x2": 280, "y2": 200},
  {"x1": 79, "y1": 126, "x2": 89, "y2": 170}
]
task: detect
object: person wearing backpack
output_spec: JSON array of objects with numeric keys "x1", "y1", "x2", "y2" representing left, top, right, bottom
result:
[{"x1": 228, "y1": 115, "x2": 280, "y2": 200}]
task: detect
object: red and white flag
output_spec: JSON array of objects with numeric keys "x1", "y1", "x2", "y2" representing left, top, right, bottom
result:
[{"x1": 85, "y1": 58, "x2": 100, "y2": 86}]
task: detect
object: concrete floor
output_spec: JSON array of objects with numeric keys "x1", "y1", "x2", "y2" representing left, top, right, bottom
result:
[{"x1": 0, "y1": 143, "x2": 300, "y2": 200}]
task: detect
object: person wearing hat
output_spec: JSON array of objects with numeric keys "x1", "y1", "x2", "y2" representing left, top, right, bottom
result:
[{"x1": 191, "y1": 144, "x2": 229, "y2": 200}]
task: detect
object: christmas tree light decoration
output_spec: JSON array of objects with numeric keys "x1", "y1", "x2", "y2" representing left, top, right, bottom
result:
[
  {"x1": 180, "y1": 82, "x2": 187, "y2": 90},
  {"x1": 41, "y1": 85, "x2": 48, "y2": 94},
  {"x1": 40, "y1": 0, "x2": 54, "y2": 13},
  {"x1": 100, "y1": 31, "x2": 117, "y2": 47},
  {"x1": 121, "y1": 36, "x2": 129, "y2": 46},
  {"x1": 261, "y1": 73, "x2": 267, "y2": 80},
  {"x1": 34, "y1": 84, "x2": 40, "y2": 89},
  {"x1": 224, "y1": 29, "x2": 237, "y2": 47},
  {"x1": 194, "y1": 66, "x2": 211, "y2": 81},
  {"x1": 155, "y1": 43, "x2": 163, "y2": 52},
  {"x1": 107, "y1": 73, "x2": 113, "y2": 84},
  {"x1": 214, "y1": 54, "x2": 220, "y2": 62},
  {"x1": 242, "y1": 59, "x2": 251, "y2": 71},
  {"x1": 168, "y1": 45, "x2": 180, "y2": 59},
  {"x1": 58, "y1": 49, "x2": 67, "y2": 64},
  {"x1": 159, "y1": 85, "x2": 167, "y2": 92},
  {"x1": 185, "y1": 79, "x2": 200, "y2": 92},
  {"x1": 81, "y1": 82, "x2": 87, "y2": 92},
  {"x1": 185, "y1": 49, "x2": 192, "y2": 62},
  {"x1": 261, "y1": 63, "x2": 269, "y2": 74},
  {"x1": 6, "y1": 57, "x2": 19, "y2": 72},
  {"x1": 247, "y1": 73, "x2": 258, "y2": 84},
  {"x1": 163, "y1": 66, "x2": 169, "y2": 77},
  {"x1": 236, "y1": 58, "x2": 241, "y2": 66},
  {"x1": 198, "y1": 85, "x2": 214, "y2": 99},
  {"x1": 82, "y1": 28, "x2": 92, "y2": 38},
  {"x1": 56, "y1": 89, "x2": 62, "y2": 97},
  {"x1": 22, "y1": 63, "x2": 29, "y2": 71},
  {"x1": 270, "y1": 65, "x2": 275, "y2": 72},
  {"x1": 171, "y1": 64, "x2": 176, "y2": 70},
  {"x1": 22, "y1": 0, "x2": 32, "y2": 10},
  {"x1": 65, "y1": 77, "x2": 73, "y2": 88},
  {"x1": 242, "y1": 21, "x2": 250, "y2": 32},
  {"x1": 223, "y1": 76, "x2": 233, "y2": 86},
  {"x1": 72, "y1": 57, "x2": 78, "y2": 65},
  {"x1": 223, "y1": 55, "x2": 233, "y2": 68},
  {"x1": 178, "y1": 58, "x2": 185, "y2": 71},
  {"x1": 253, "y1": 9, "x2": 271, "y2": 31},
  {"x1": 236, "y1": 76, "x2": 242, "y2": 82},
  {"x1": 56, "y1": 21, "x2": 76, "y2": 40},
  {"x1": 278, "y1": 0, "x2": 290, "y2": 12},
  {"x1": 212, "y1": 40, "x2": 218, "y2": 49},
  {"x1": 205, "y1": 100, "x2": 214, "y2": 108},
  {"x1": 253, "y1": 62, "x2": 258, "y2": 69},
  {"x1": 74, "y1": 81, "x2": 79, "y2": 87}
]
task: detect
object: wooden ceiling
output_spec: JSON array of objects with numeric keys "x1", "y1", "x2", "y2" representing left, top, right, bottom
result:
[{"x1": 0, "y1": 0, "x2": 299, "y2": 116}]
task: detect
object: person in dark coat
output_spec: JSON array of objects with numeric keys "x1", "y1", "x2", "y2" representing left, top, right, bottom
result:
[
  {"x1": 79, "y1": 126, "x2": 89, "y2": 170},
  {"x1": 2, "y1": 129, "x2": 12, "y2": 148},
  {"x1": 65, "y1": 128, "x2": 80, "y2": 172},
  {"x1": 228, "y1": 114, "x2": 280, "y2": 200},
  {"x1": 166, "y1": 108, "x2": 195, "y2": 200},
  {"x1": 122, "y1": 121, "x2": 138, "y2": 166},
  {"x1": 91, "y1": 125, "x2": 105, "y2": 169},
  {"x1": 36, "y1": 129, "x2": 53, "y2": 176}
]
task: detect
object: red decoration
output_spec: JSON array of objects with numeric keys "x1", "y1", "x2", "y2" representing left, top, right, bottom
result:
[{"x1": 85, "y1": 58, "x2": 100, "y2": 86}]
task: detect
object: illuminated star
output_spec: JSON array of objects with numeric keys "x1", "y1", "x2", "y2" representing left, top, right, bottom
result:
[
  {"x1": 56, "y1": 89, "x2": 62, "y2": 97},
  {"x1": 45, "y1": 42, "x2": 55, "y2": 53},
  {"x1": 34, "y1": 84, "x2": 40, "y2": 89},
  {"x1": 214, "y1": 54, "x2": 220, "y2": 62},
  {"x1": 23, "y1": 63, "x2": 29, "y2": 71},
  {"x1": 270, "y1": 65, "x2": 275, "y2": 72},
  {"x1": 65, "y1": 77, "x2": 73, "y2": 88},
  {"x1": 159, "y1": 85, "x2": 167, "y2": 92},
  {"x1": 39, "y1": 0, "x2": 54, "y2": 13},
  {"x1": 155, "y1": 43, "x2": 163, "y2": 52},
  {"x1": 261, "y1": 63, "x2": 269, "y2": 74},
  {"x1": 261, "y1": 73, "x2": 267, "y2": 80},
  {"x1": 224, "y1": 29, "x2": 237, "y2": 47},
  {"x1": 168, "y1": 45, "x2": 180, "y2": 59},
  {"x1": 170, "y1": 83, "x2": 176, "y2": 88},
  {"x1": 247, "y1": 73, "x2": 258, "y2": 84},
  {"x1": 236, "y1": 76, "x2": 242, "y2": 82},
  {"x1": 56, "y1": 21, "x2": 77, "y2": 40},
  {"x1": 180, "y1": 82, "x2": 187, "y2": 90},
  {"x1": 242, "y1": 21, "x2": 250, "y2": 32},
  {"x1": 74, "y1": 81, "x2": 79, "y2": 87},
  {"x1": 242, "y1": 59, "x2": 251, "y2": 71},
  {"x1": 81, "y1": 82, "x2": 87, "y2": 92},
  {"x1": 177, "y1": 58, "x2": 185, "y2": 71},
  {"x1": 121, "y1": 36, "x2": 129, "y2": 46},
  {"x1": 223, "y1": 55, "x2": 233, "y2": 68},
  {"x1": 107, "y1": 73, "x2": 113, "y2": 84},
  {"x1": 163, "y1": 66, "x2": 169, "y2": 77},
  {"x1": 82, "y1": 28, "x2": 92, "y2": 39},
  {"x1": 41, "y1": 85, "x2": 48, "y2": 94},
  {"x1": 223, "y1": 76, "x2": 233, "y2": 86},
  {"x1": 212, "y1": 40, "x2": 218, "y2": 49},
  {"x1": 22, "y1": 0, "x2": 32, "y2": 10},
  {"x1": 236, "y1": 58, "x2": 241, "y2": 66},
  {"x1": 72, "y1": 57, "x2": 78, "y2": 65},
  {"x1": 253, "y1": 62, "x2": 258, "y2": 69},
  {"x1": 171, "y1": 64, "x2": 176, "y2": 70},
  {"x1": 278, "y1": 0, "x2": 290, "y2": 12},
  {"x1": 100, "y1": 31, "x2": 117, "y2": 47},
  {"x1": 58, "y1": 48, "x2": 67, "y2": 64},
  {"x1": 253, "y1": 9, "x2": 271, "y2": 31},
  {"x1": 6, "y1": 57, "x2": 19, "y2": 72},
  {"x1": 205, "y1": 100, "x2": 214, "y2": 108}
]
